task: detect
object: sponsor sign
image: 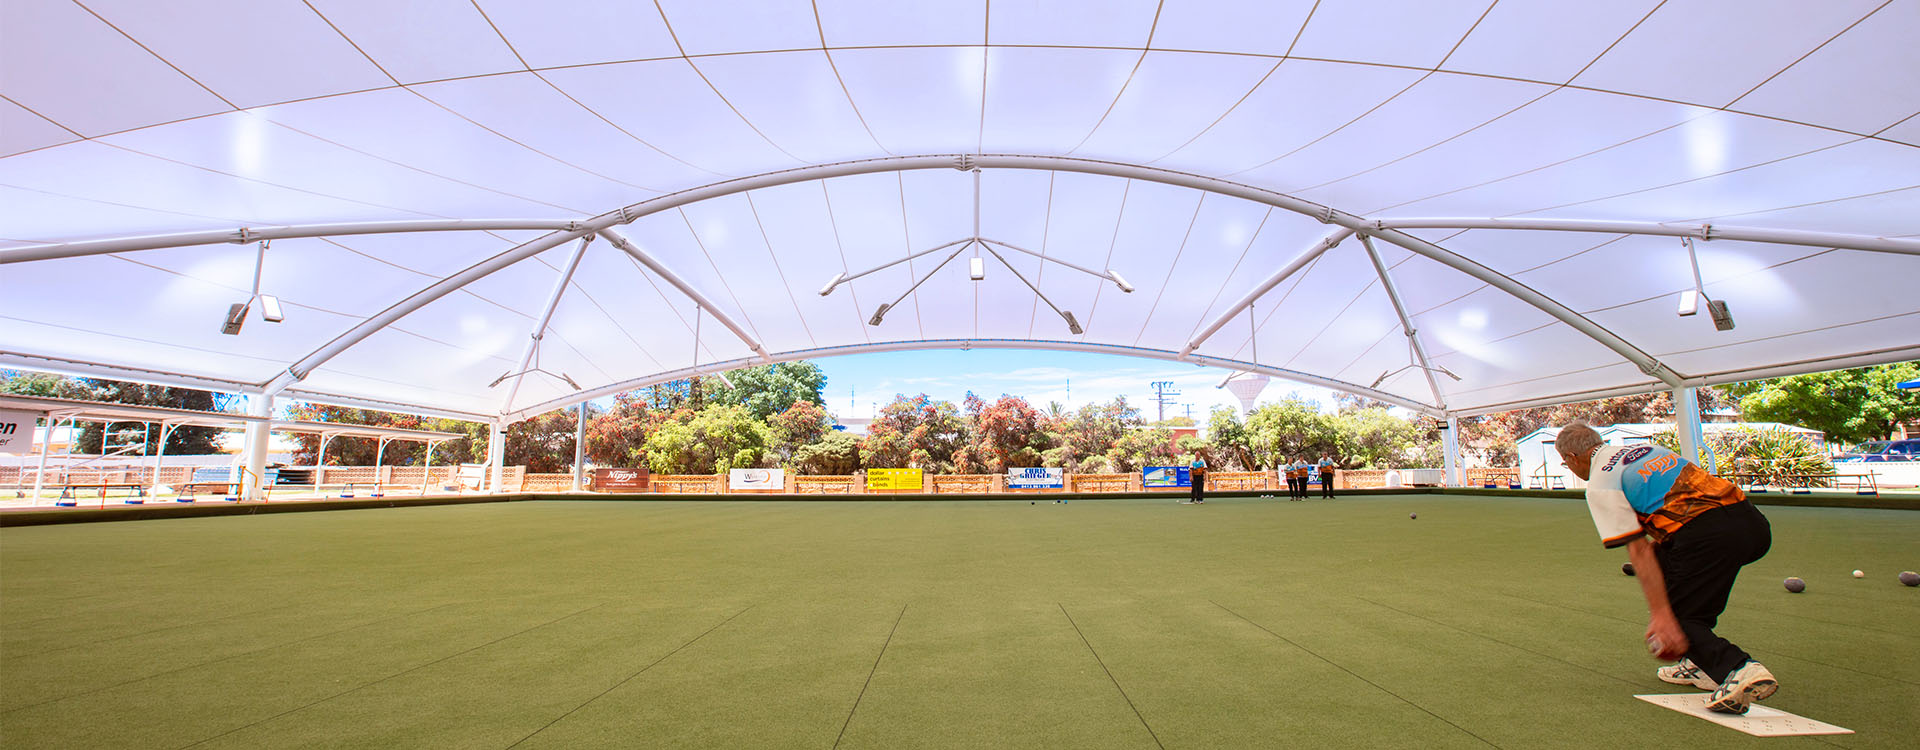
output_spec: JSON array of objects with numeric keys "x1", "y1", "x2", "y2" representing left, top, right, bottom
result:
[
  {"x1": 866, "y1": 468, "x2": 924, "y2": 491},
  {"x1": 0, "y1": 409, "x2": 41, "y2": 455},
  {"x1": 1142, "y1": 466, "x2": 1192, "y2": 488},
  {"x1": 593, "y1": 468, "x2": 651, "y2": 492},
  {"x1": 729, "y1": 468, "x2": 786, "y2": 491},
  {"x1": 1006, "y1": 467, "x2": 1064, "y2": 489}
]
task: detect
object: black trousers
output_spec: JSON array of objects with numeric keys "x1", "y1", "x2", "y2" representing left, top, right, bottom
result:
[
  {"x1": 1190, "y1": 479, "x2": 1204, "y2": 502},
  {"x1": 1319, "y1": 476, "x2": 1333, "y2": 498},
  {"x1": 1655, "y1": 501, "x2": 1771, "y2": 683}
]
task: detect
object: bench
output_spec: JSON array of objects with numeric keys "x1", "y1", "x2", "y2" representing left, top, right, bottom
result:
[{"x1": 54, "y1": 483, "x2": 149, "y2": 506}]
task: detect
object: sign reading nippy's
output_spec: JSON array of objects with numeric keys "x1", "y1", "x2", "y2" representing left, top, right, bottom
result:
[{"x1": 0, "y1": 409, "x2": 42, "y2": 455}]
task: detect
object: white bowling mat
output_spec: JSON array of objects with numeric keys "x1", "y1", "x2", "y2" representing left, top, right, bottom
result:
[{"x1": 1635, "y1": 694, "x2": 1853, "y2": 737}]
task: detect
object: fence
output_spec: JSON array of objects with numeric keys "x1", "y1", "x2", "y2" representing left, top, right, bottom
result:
[{"x1": 6, "y1": 463, "x2": 1548, "y2": 499}]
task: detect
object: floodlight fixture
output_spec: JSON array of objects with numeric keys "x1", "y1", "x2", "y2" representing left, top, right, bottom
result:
[
  {"x1": 220, "y1": 302, "x2": 249, "y2": 335},
  {"x1": 1708, "y1": 299, "x2": 1735, "y2": 331},
  {"x1": 258, "y1": 294, "x2": 285, "y2": 323},
  {"x1": 1677, "y1": 237, "x2": 1734, "y2": 331},
  {"x1": 818, "y1": 272, "x2": 845, "y2": 296},
  {"x1": 969, "y1": 256, "x2": 985, "y2": 281},
  {"x1": 1676, "y1": 289, "x2": 1700, "y2": 317},
  {"x1": 1062, "y1": 310, "x2": 1083, "y2": 335},
  {"x1": 868, "y1": 303, "x2": 891, "y2": 327},
  {"x1": 1106, "y1": 269, "x2": 1134, "y2": 293}
]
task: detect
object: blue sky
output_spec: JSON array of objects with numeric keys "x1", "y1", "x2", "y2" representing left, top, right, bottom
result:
[{"x1": 810, "y1": 349, "x2": 1340, "y2": 425}]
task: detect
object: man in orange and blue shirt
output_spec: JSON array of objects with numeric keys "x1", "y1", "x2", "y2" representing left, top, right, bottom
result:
[{"x1": 1555, "y1": 420, "x2": 1777, "y2": 714}]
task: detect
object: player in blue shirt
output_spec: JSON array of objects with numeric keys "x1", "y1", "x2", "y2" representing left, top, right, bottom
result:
[{"x1": 1555, "y1": 420, "x2": 1777, "y2": 715}]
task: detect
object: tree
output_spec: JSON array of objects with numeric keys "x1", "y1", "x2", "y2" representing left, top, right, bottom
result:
[
  {"x1": 1727, "y1": 363, "x2": 1920, "y2": 445},
  {"x1": 860, "y1": 394, "x2": 968, "y2": 471},
  {"x1": 706, "y1": 361, "x2": 828, "y2": 421},
  {"x1": 1459, "y1": 389, "x2": 1728, "y2": 465},
  {"x1": 766, "y1": 399, "x2": 834, "y2": 467},
  {"x1": 1333, "y1": 407, "x2": 1436, "y2": 469},
  {"x1": 1244, "y1": 395, "x2": 1340, "y2": 467},
  {"x1": 282, "y1": 402, "x2": 483, "y2": 466},
  {"x1": 952, "y1": 393, "x2": 1050, "y2": 473},
  {"x1": 1106, "y1": 426, "x2": 1177, "y2": 473},
  {"x1": 792, "y1": 431, "x2": 862, "y2": 475},
  {"x1": 1650, "y1": 427, "x2": 1831, "y2": 486},
  {"x1": 503, "y1": 408, "x2": 578, "y2": 473},
  {"x1": 1205, "y1": 406, "x2": 1257, "y2": 470},
  {"x1": 643, "y1": 405, "x2": 768, "y2": 474},
  {"x1": 1041, "y1": 397, "x2": 1138, "y2": 473},
  {"x1": 0, "y1": 372, "x2": 231, "y2": 456},
  {"x1": 585, "y1": 393, "x2": 671, "y2": 467}
]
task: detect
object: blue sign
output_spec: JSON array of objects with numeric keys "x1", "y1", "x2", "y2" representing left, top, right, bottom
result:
[
  {"x1": 1142, "y1": 466, "x2": 1191, "y2": 488},
  {"x1": 1007, "y1": 467, "x2": 1064, "y2": 489}
]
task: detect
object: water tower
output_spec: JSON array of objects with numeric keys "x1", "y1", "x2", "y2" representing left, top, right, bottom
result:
[{"x1": 1221, "y1": 374, "x2": 1271, "y2": 418}]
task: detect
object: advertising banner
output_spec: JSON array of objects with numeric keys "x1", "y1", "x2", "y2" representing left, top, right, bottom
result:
[
  {"x1": 593, "y1": 468, "x2": 651, "y2": 493},
  {"x1": 866, "y1": 468, "x2": 924, "y2": 491},
  {"x1": 0, "y1": 409, "x2": 40, "y2": 455},
  {"x1": 1142, "y1": 466, "x2": 1192, "y2": 488},
  {"x1": 729, "y1": 468, "x2": 786, "y2": 491},
  {"x1": 1006, "y1": 467, "x2": 1065, "y2": 489}
]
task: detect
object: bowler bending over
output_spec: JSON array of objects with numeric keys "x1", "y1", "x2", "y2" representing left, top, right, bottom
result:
[{"x1": 1555, "y1": 420, "x2": 1777, "y2": 714}]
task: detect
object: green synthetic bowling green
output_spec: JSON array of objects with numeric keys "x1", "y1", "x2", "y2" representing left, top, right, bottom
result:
[{"x1": 2, "y1": 496, "x2": 1914, "y2": 748}]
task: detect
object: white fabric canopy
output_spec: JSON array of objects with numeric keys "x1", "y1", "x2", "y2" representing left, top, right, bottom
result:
[{"x1": 2, "y1": 0, "x2": 1916, "y2": 423}]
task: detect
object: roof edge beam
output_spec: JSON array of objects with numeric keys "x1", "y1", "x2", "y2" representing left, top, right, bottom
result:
[
  {"x1": 1370, "y1": 218, "x2": 1920, "y2": 257},
  {"x1": 1359, "y1": 235, "x2": 1449, "y2": 411},
  {"x1": 0, "y1": 219, "x2": 588, "y2": 265},
  {"x1": 503, "y1": 338, "x2": 1444, "y2": 422}
]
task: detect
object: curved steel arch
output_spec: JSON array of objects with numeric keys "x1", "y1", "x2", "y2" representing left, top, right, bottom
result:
[
  {"x1": 257, "y1": 154, "x2": 1682, "y2": 409},
  {"x1": 501, "y1": 338, "x2": 1447, "y2": 423}
]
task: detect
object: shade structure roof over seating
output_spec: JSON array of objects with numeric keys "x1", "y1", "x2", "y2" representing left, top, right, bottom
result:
[{"x1": 3, "y1": 0, "x2": 1917, "y2": 424}]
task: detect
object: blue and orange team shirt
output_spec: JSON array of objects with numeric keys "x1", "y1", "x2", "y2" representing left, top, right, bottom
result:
[{"x1": 1585, "y1": 444, "x2": 1744, "y2": 547}]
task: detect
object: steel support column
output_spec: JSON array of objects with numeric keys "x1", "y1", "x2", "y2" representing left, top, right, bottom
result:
[
  {"x1": 572, "y1": 402, "x2": 587, "y2": 492},
  {"x1": 1674, "y1": 386, "x2": 1705, "y2": 466},
  {"x1": 242, "y1": 394, "x2": 273, "y2": 502},
  {"x1": 486, "y1": 421, "x2": 506, "y2": 494},
  {"x1": 1443, "y1": 417, "x2": 1462, "y2": 488}
]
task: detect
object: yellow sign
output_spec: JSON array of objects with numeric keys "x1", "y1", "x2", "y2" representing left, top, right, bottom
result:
[{"x1": 866, "y1": 468, "x2": 924, "y2": 491}]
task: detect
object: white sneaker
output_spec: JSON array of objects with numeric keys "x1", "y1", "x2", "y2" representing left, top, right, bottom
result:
[
  {"x1": 1705, "y1": 661, "x2": 1778, "y2": 715},
  {"x1": 1657, "y1": 659, "x2": 1718, "y2": 690}
]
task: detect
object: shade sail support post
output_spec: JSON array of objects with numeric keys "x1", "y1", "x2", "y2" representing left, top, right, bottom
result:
[
  {"x1": 1360, "y1": 235, "x2": 1448, "y2": 412},
  {"x1": 499, "y1": 234, "x2": 596, "y2": 413}
]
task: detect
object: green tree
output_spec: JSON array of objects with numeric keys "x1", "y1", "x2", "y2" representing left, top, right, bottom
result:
[
  {"x1": 1727, "y1": 363, "x2": 1920, "y2": 445},
  {"x1": 1245, "y1": 395, "x2": 1339, "y2": 467},
  {"x1": 1106, "y1": 426, "x2": 1177, "y2": 473},
  {"x1": 1205, "y1": 406, "x2": 1257, "y2": 470},
  {"x1": 1041, "y1": 397, "x2": 1138, "y2": 473},
  {"x1": 1332, "y1": 407, "x2": 1436, "y2": 469},
  {"x1": 703, "y1": 361, "x2": 828, "y2": 421},
  {"x1": 1650, "y1": 427, "x2": 1831, "y2": 486},
  {"x1": 860, "y1": 394, "x2": 968, "y2": 471},
  {"x1": 643, "y1": 405, "x2": 768, "y2": 474},
  {"x1": 792, "y1": 430, "x2": 862, "y2": 475}
]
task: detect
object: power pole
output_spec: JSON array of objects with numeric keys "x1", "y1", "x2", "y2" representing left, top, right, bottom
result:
[{"x1": 1150, "y1": 381, "x2": 1181, "y2": 423}]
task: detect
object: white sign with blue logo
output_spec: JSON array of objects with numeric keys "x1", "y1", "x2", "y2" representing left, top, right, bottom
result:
[{"x1": 1007, "y1": 467, "x2": 1064, "y2": 489}]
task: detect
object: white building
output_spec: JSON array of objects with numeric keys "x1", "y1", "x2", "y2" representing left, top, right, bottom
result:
[{"x1": 1516, "y1": 422, "x2": 1822, "y2": 490}]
